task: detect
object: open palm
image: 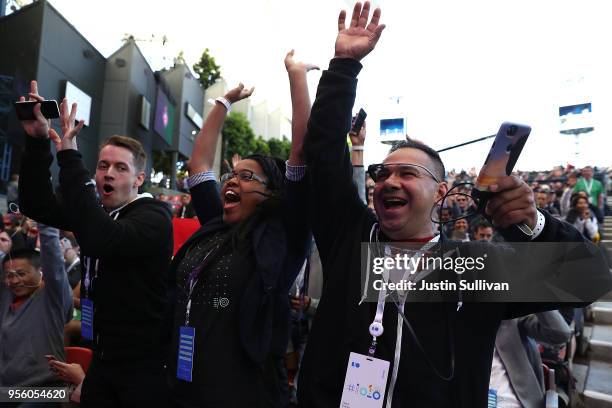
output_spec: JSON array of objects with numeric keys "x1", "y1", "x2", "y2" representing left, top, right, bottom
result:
[
  {"x1": 335, "y1": 2, "x2": 385, "y2": 61},
  {"x1": 225, "y1": 83, "x2": 254, "y2": 104}
]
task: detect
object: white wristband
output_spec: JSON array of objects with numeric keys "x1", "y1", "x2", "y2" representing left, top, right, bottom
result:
[
  {"x1": 530, "y1": 210, "x2": 546, "y2": 240},
  {"x1": 208, "y1": 97, "x2": 232, "y2": 112},
  {"x1": 351, "y1": 145, "x2": 364, "y2": 151}
]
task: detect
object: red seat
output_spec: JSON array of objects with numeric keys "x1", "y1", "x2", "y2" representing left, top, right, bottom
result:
[{"x1": 65, "y1": 347, "x2": 93, "y2": 374}]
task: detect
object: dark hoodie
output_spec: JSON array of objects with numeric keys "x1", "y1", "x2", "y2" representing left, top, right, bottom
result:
[{"x1": 19, "y1": 137, "x2": 173, "y2": 360}]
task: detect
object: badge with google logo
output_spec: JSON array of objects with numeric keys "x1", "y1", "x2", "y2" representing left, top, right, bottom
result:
[{"x1": 340, "y1": 352, "x2": 389, "y2": 407}]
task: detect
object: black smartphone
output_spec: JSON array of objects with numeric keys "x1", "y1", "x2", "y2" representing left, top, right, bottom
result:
[
  {"x1": 14, "y1": 100, "x2": 60, "y2": 120},
  {"x1": 351, "y1": 108, "x2": 367, "y2": 134}
]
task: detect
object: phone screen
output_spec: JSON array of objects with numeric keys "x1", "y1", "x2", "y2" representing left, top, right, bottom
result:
[{"x1": 14, "y1": 100, "x2": 60, "y2": 120}]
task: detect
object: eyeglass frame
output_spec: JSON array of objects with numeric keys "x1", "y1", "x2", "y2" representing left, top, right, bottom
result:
[
  {"x1": 220, "y1": 169, "x2": 268, "y2": 186},
  {"x1": 367, "y1": 163, "x2": 441, "y2": 184},
  {"x1": 3, "y1": 268, "x2": 31, "y2": 282}
]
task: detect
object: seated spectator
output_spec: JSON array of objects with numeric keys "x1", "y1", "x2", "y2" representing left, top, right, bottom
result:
[
  {"x1": 451, "y1": 218, "x2": 470, "y2": 241},
  {"x1": 489, "y1": 311, "x2": 571, "y2": 407},
  {"x1": 473, "y1": 219, "x2": 494, "y2": 242},
  {"x1": 566, "y1": 195, "x2": 599, "y2": 242},
  {"x1": 367, "y1": 183, "x2": 375, "y2": 210},
  {"x1": 560, "y1": 172, "x2": 578, "y2": 218},
  {"x1": 574, "y1": 166, "x2": 604, "y2": 223},
  {"x1": 550, "y1": 190, "x2": 562, "y2": 215},
  {"x1": 535, "y1": 186, "x2": 560, "y2": 216},
  {"x1": 0, "y1": 225, "x2": 73, "y2": 388},
  {"x1": 158, "y1": 192, "x2": 173, "y2": 213},
  {"x1": 176, "y1": 193, "x2": 196, "y2": 218},
  {"x1": 437, "y1": 207, "x2": 456, "y2": 239},
  {"x1": 453, "y1": 194, "x2": 478, "y2": 224}
]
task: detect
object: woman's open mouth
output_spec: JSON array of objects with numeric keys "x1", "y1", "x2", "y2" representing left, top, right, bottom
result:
[{"x1": 223, "y1": 190, "x2": 241, "y2": 209}]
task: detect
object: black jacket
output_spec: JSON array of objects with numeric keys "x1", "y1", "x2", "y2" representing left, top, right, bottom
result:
[
  {"x1": 297, "y1": 58, "x2": 612, "y2": 408},
  {"x1": 165, "y1": 176, "x2": 311, "y2": 366},
  {"x1": 19, "y1": 137, "x2": 173, "y2": 360}
]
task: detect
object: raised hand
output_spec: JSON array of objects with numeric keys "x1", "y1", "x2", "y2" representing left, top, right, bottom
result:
[
  {"x1": 48, "y1": 98, "x2": 84, "y2": 152},
  {"x1": 19, "y1": 80, "x2": 50, "y2": 139},
  {"x1": 232, "y1": 153, "x2": 242, "y2": 168},
  {"x1": 335, "y1": 1, "x2": 385, "y2": 61},
  {"x1": 224, "y1": 83, "x2": 254, "y2": 104},
  {"x1": 284, "y1": 49, "x2": 319, "y2": 74},
  {"x1": 188, "y1": 82, "x2": 252, "y2": 175}
]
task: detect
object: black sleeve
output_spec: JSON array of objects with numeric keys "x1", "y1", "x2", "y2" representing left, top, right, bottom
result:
[
  {"x1": 279, "y1": 175, "x2": 312, "y2": 287},
  {"x1": 189, "y1": 180, "x2": 223, "y2": 225},
  {"x1": 503, "y1": 211, "x2": 612, "y2": 319},
  {"x1": 303, "y1": 58, "x2": 368, "y2": 264},
  {"x1": 56, "y1": 149, "x2": 172, "y2": 259},
  {"x1": 18, "y1": 136, "x2": 71, "y2": 230}
]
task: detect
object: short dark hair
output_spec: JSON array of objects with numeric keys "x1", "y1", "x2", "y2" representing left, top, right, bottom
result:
[
  {"x1": 100, "y1": 135, "x2": 147, "y2": 173},
  {"x1": 388, "y1": 138, "x2": 445, "y2": 181},
  {"x1": 473, "y1": 219, "x2": 493, "y2": 233},
  {"x1": 2, "y1": 248, "x2": 41, "y2": 269}
]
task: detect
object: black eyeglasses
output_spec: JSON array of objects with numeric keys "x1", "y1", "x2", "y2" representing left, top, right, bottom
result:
[
  {"x1": 220, "y1": 169, "x2": 268, "y2": 185},
  {"x1": 368, "y1": 163, "x2": 441, "y2": 184}
]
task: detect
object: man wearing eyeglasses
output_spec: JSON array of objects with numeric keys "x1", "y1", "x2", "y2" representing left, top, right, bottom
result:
[
  {"x1": 297, "y1": 2, "x2": 612, "y2": 407},
  {"x1": 0, "y1": 226, "x2": 72, "y2": 391}
]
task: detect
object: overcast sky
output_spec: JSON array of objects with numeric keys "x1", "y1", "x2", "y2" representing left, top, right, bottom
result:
[{"x1": 46, "y1": 0, "x2": 611, "y2": 171}]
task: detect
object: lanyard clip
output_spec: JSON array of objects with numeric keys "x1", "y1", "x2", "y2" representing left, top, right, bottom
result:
[
  {"x1": 185, "y1": 299, "x2": 192, "y2": 326},
  {"x1": 368, "y1": 337, "x2": 378, "y2": 356},
  {"x1": 368, "y1": 321, "x2": 384, "y2": 356}
]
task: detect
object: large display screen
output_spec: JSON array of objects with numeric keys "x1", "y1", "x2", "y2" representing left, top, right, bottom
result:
[
  {"x1": 65, "y1": 81, "x2": 92, "y2": 126},
  {"x1": 154, "y1": 88, "x2": 174, "y2": 145},
  {"x1": 380, "y1": 118, "x2": 405, "y2": 138},
  {"x1": 559, "y1": 102, "x2": 593, "y2": 135}
]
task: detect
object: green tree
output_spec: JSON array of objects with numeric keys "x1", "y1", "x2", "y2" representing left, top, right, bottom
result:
[
  {"x1": 221, "y1": 112, "x2": 292, "y2": 162},
  {"x1": 222, "y1": 112, "x2": 255, "y2": 160},
  {"x1": 193, "y1": 48, "x2": 222, "y2": 89},
  {"x1": 267, "y1": 136, "x2": 291, "y2": 160},
  {"x1": 253, "y1": 136, "x2": 271, "y2": 156}
]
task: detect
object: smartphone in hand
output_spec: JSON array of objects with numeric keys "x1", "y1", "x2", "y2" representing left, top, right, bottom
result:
[
  {"x1": 14, "y1": 100, "x2": 60, "y2": 120},
  {"x1": 351, "y1": 108, "x2": 367, "y2": 134},
  {"x1": 475, "y1": 122, "x2": 531, "y2": 192}
]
